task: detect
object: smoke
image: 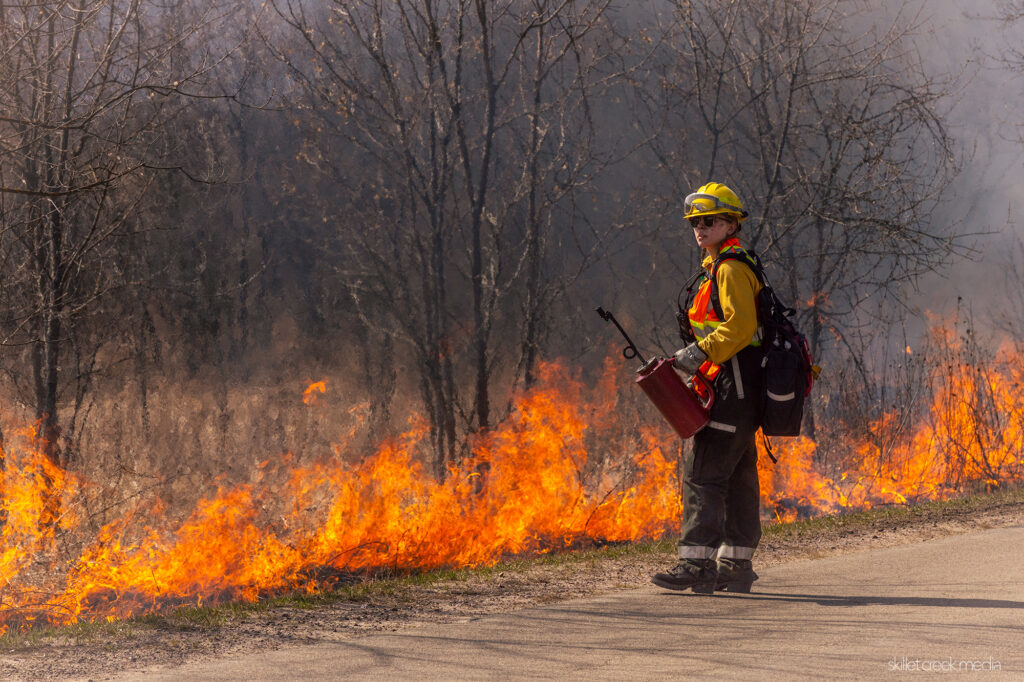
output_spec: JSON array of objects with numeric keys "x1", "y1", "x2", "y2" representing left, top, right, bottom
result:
[{"x1": 899, "y1": 0, "x2": 1024, "y2": 329}]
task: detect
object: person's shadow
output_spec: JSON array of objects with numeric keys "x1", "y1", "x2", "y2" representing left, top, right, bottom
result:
[{"x1": 664, "y1": 591, "x2": 1024, "y2": 609}]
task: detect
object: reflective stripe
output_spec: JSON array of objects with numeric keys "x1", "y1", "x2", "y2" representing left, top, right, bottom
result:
[
  {"x1": 716, "y1": 545, "x2": 755, "y2": 560},
  {"x1": 708, "y1": 420, "x2": 737, "y2": 433},
  {"x1": 718, "y1": 244, "x2": 746, "y2": 259},
  {"x1": 678, "y1": 545, "x2": 717, "y2": 560},
  {"x1": 731, "y1": 355, "x2": 744, "y2": 400},
  {"x1": 767, "y1": 390, "x2": 796, "y2": 402}
]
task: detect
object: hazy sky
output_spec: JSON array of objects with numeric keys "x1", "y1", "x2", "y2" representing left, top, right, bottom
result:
[{"x1": 887, "y1": 0, "x2": 1023, "y2": 327}]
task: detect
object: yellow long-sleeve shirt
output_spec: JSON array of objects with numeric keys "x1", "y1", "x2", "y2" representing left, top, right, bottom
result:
[{"x1": 695, "y1": 251, "x2": 761, "y2": 365}]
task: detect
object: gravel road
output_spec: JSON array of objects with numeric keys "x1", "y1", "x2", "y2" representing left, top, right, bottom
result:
[{"x1": 119, "y1": 524, "x2": 1024, "y2": 680}]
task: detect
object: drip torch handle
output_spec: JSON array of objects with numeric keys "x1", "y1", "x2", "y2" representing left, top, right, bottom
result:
[
  {"x1": 692, "y1": 372, "x2": 715, "y2": 412},
  {"x1": 595, "y1": 307, "x2": 646, "y2": 364}
]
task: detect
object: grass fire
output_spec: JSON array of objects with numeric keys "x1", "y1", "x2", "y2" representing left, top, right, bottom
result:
[{"x1": 0, "y1": 325, "x2": 1021, "y2": 636}]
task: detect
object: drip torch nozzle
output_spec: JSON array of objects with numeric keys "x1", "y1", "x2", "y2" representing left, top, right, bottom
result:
[{"x1": 595, "y1": 307, "x2": 646, "y2": 365}]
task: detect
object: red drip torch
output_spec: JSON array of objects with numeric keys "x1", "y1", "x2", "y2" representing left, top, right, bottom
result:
[{"x1": 596, "y1": 307, "x2": 713, "y2": 439}]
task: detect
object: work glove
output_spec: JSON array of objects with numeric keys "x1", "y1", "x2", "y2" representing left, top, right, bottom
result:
[{"x1": 673, "y1": 342, "x2": 707, "y2": 375}]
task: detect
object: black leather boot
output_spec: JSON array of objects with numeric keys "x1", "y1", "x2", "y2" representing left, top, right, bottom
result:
[
  {"x1": 715, "y1": 558, "x2": 758, "y2": 592},
  {"x1": 651, "y1": 559, "x2": 717, "y2": 594}
]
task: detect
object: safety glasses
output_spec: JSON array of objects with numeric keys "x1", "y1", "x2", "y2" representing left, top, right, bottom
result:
[
  {"x1": 684, "y1": 192, "x2": 743, "y2": 215},
  {"x1": 689, "y1": 214, "x2": 724, "y2": 228}
]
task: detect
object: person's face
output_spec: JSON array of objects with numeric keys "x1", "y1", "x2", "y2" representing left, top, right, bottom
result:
[{"x1": 690, "y1": 214, "x2": 735, "y2": 250}]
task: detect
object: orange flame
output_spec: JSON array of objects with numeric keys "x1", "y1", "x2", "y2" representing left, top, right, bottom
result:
[
  {"x1": 0, "y1": 328, "x2": 1021, "y2": 633},
  {"x1": 302, "y1": 381, "x2": 327, "y2": 405}
]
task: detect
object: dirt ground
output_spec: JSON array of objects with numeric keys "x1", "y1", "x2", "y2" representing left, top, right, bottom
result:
[{"x1": 2, "y1": 494, "x2": 1022, "y2": 681}]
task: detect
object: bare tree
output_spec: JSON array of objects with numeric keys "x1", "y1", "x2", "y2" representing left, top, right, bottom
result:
[
  {"x1": 0, "y1": 0, "x2": 241, "y2": 466},
  {"x1": 266, "y1": 0, "x2": 635, "y2": 474}
]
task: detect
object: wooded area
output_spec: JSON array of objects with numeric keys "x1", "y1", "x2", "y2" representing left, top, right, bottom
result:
[{"x1": 0, "y1": 0, "x2": 1006, "y2": 483}]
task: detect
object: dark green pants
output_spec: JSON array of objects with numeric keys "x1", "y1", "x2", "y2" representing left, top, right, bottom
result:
[{"x1": 678, "y1": 345, "x2": 763, "y2": 561}]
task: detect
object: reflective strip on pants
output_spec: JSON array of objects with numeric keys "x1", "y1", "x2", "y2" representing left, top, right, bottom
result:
[
  {"x1": 708, "y1": 420, "x2": 737, "y2": 433},
  {"x1": 678, "y1": 545, "x2": 717, "y2": 560},
  {"x1": 716, "y1": 545, "x2": 755, "y2": 560}
]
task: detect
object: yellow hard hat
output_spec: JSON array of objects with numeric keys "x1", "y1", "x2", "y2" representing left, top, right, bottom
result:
[{"x1": 684, "y1": 182, "x2": 748, "y2": 222}]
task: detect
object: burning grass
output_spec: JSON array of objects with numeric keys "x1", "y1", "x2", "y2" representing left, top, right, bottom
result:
[
  {"x1": 4, "y1": 484, "x2": 1022, "y2": 657},
  {"x1": 0, "y1": 327, "x2": 1022, "y2": 634}
]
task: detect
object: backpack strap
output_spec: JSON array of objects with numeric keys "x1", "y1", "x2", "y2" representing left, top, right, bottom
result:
[
  {"x1": 676, "y1": 265, "x2": 707, "y2": 342},
  {"x1": 677, "y1": 265, "x2": 707, "y2": 314},
  {"x1": 709, "y1": 249, "x2": 765, "y2": 321},
  {"x1": 760, "y1": 431, "x2": 779, "y2": 464}
]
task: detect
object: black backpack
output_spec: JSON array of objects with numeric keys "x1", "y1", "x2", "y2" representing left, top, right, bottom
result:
[{"x1": 677, "y1": 249, "x2": 818, "y2": 445}]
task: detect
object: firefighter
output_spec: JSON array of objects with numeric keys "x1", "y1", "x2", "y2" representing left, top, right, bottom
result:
[{"x1": 652, "y1": 182, "x2": 763, "y2": 594}]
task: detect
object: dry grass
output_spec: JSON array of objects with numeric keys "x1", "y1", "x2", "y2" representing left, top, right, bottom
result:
[{"x1": 59, "y1": 371, "x2": 392, "y2": 529}]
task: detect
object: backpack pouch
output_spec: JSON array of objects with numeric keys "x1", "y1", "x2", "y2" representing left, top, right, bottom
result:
[{"x1": 761, "y1": 339, "x2": 806, "y2": 437}]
